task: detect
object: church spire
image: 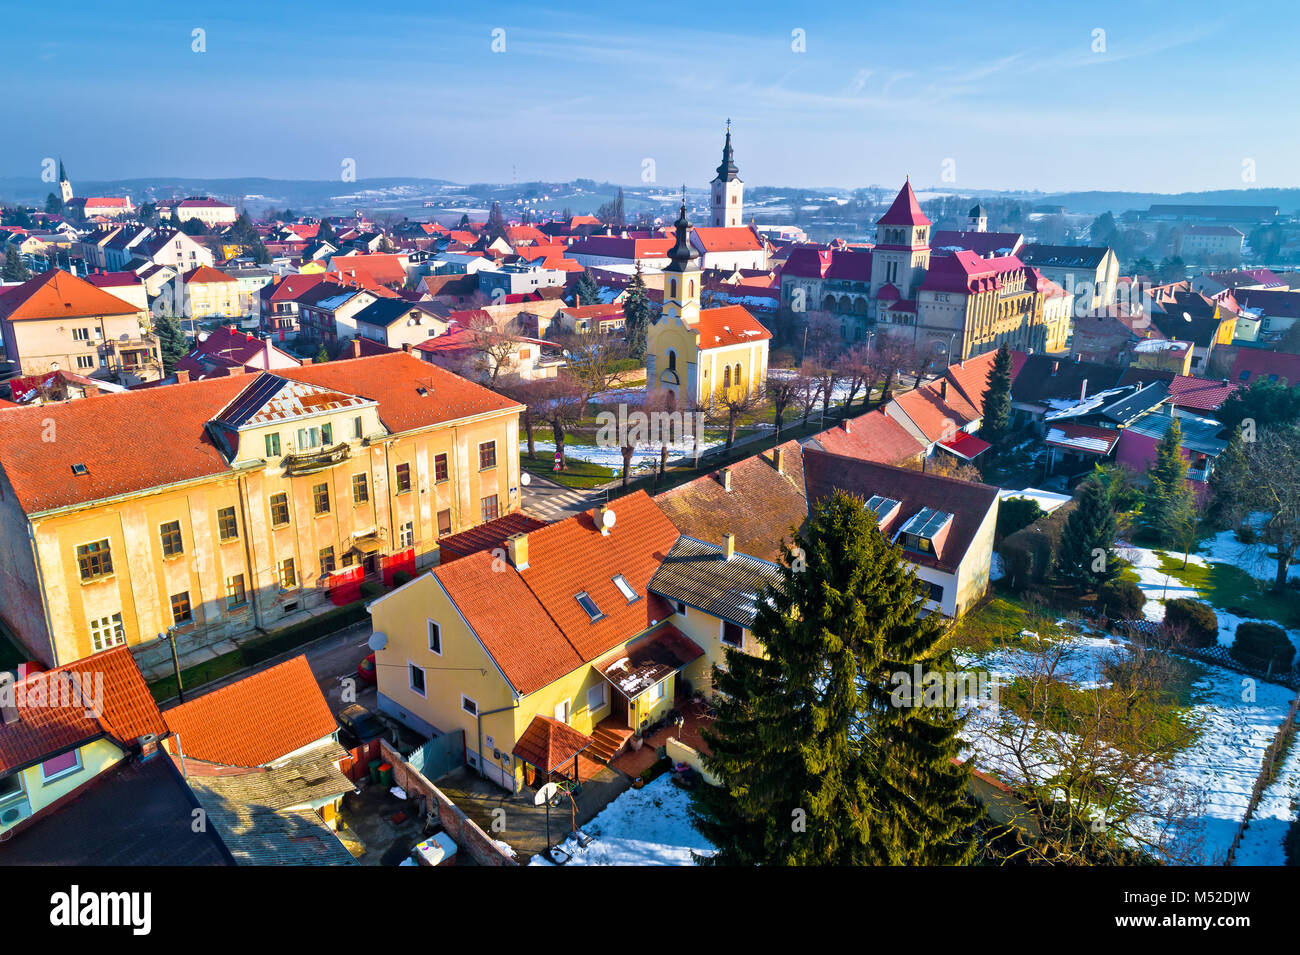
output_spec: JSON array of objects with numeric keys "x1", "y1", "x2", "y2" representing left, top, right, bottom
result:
[
  {"x1": 714, "y1": 118, "x2": 739, "y2": 183},
  {"x1": 665, "y1": 190, "x2": 697, "y2": 273}
]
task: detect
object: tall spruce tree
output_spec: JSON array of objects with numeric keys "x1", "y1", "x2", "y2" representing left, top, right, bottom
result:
[
  {"x1": 978, "y1": 343, "x2": 1014, "y2": 455},
  {"x1": 691, "y1": 489, "x2": 976, "y2": 865},
  {"x1": 1207, "y1": 423, "x2": 1248, "y2": 529},
  {"x1": 152, "y1": 314, "x2": 189, "y2": 374},
  {"x1": 1139, "y1": 418, "x2": 1196, "y2": 546},
  {"x1": 622, "y1": 266, "x2": 650, "y2": 361},
  {"x1": 485, "y1": 201, "x2": 508, "y2": 243},
  {"x1": 2, "y1": 249, "x2": 30, "y2": 282},
  {"x1": 1056, "y1": 476, "x2": 1118, "y2": 588}
]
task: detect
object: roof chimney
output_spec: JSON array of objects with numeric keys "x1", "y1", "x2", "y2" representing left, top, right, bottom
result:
[
  {"x1": 720, "y1": 467, "x2": 733, "y2": 492},
  {"x1": 939, "y1": 379, "x2": 948, "y2": 399},
  {"x1": 1080, "y1": 378, "x2": 1088, "y2": 401},
  {"x1": 506, "y1": 532, "x2": 529, "y2": 570},
  {"x1": 1050, "y1": 360, "x2": 1059, "y2": 376},
  {"x1": 351, "y1": 338, "x2": 362, "y2": 359},
  {"x1": 722, "y1": 532, "x2": 735, "y2": 561},
  {"x1": 174, "y1": 370, "x2": 190, "y2": 384},
  {"x1": 839, "y1": 418, "x2": 852, "y2": 433},
  {"x1": 402, "y1": 343, "x2": 412, "y2": 353},
  {"x1": 772, "y1": 446, "x2": 785, "y2": 474}
]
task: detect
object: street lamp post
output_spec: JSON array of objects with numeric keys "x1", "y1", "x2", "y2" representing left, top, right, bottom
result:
[{"x1": 158, "y1": 628, "x2": 185, "y2": 703}]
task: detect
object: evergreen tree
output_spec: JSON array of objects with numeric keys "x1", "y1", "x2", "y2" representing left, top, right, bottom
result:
[
  {"x1": 152, "y1": 314, "x2": 189, "y2": 374},
  {"x1": 457, "y1": 213, "x2": 471, "y2": 229},
  {"x1": 622, "y1": 266, "x2": 650, "y2": 361},
  {"x1": 2, "y1": 249, "x2": 30, "y2": 282},
  {"x1": 1139, "y1": 419, "x2": 1196, "y2": 546},
  {"x1": 978, "y1": 343, "x2": 1014, "y2": 454},
  {"x1": 691, "y1": 489, "x2": 976, "y2": 865},
  {"x1": 572, "y1": 270, "x2": 601, "y2": 307},
  {"x1": 1208, "y1": 424, "x2": 1249, "y2": 529},
  {"x1": 45, "y1": 192, "x2": 64, "y2": 215},
  {"x1": 614, "y1": 187, "x2": 625, "y2": 229},
  {"x1": 314, "y1": 345, "x2": 330, "y2": 365},
  {"x1": 317, "y1": 219, "x2": 338, "y2": 245},
  {"x1": 1056, "y1": 476, "x2": 1118, "y2": 588}
]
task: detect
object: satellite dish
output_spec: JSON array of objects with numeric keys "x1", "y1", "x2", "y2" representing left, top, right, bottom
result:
[
  {"x1": 521, "y1": 472, "x2": 531, "y2": 486},
  {"x1": 368, "y1": 631, "x2": 387, "y2": 652},
  {"x1": 534, "y1": 781, "x2": 559, "y2": 805},
  {"x1": 1182, "y1": 312, "x2": 1192, "y2": 322},
  {"x1": 601, "y1": 508, "x2": 616, "y2": 530}
]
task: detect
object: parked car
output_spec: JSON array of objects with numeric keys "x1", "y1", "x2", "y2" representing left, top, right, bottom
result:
[
  {"x1": 337, "y1": 703, "x2": 386, "y2": 748},
  {"x1": 357, "y1": 651, "x2": 376, "y2": 685}
]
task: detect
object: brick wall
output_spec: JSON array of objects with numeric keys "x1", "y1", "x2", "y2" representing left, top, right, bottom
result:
[{"x1": 380, "y1": 739, "x2": 517, "y2": 867}]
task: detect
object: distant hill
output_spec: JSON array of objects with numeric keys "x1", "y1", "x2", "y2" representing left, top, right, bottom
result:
[{"x1": 1032, "y1": 188, "x2": 1300, "y2": 216}]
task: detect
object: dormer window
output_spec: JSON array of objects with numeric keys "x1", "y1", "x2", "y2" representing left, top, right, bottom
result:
[
  {"x1": 897, "y1": 507, "x2": 953, "y2": 558},
  {"x1": 575, "y1": 591, "x2": 603, "y2": 621}
]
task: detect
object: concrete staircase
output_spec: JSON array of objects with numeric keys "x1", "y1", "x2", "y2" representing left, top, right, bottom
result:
[{"x1": 588, "y1": 720, "x2": 635, "y2": 764}]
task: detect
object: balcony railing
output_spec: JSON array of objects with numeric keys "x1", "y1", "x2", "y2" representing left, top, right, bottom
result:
[{"x1": 282, "y1": 441, "x2": 352, "y2": 475}]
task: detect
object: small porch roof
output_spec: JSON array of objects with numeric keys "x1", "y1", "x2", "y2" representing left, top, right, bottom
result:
[
  {"x1": 598, "y1": 624, "x2": 704, "y2": 699},
  {"x1": 937, "y1": 430, "x2": 991, "y2": 461},
  {"x1": 511, "y1": 716, "x2": 593, "y2": 774}
]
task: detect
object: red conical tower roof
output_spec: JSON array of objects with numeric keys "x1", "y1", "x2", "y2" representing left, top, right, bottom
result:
[{"x1": 876, "y1": 179, "x2": 932, "y2": 228}]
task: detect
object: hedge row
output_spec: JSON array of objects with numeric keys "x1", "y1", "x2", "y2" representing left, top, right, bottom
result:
[{"x1": 999, "y1": 499, "x2": 1077, "y2": 591}]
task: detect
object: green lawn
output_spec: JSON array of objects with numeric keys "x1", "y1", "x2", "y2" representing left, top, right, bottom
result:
[
  {"x1": 520, "y1": 452, "x2": 613, "y2": 490},
  {"x1": 1154, "y1": 552, "x2": 1300, "y2": 630},
  {"x1": 945, "y1": 593, "x2": 1066, "y2": 654}
]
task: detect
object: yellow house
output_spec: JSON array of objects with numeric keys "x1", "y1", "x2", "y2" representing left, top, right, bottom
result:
[
  {"x1": 183, "y1": 265, "x2": 243, "y2": 319},
  {"x1": 0, "y1": 352, "x2": 524, "y2": 673},
  {"x1": 646, "y1": 201, "x2": 771, "y2": 409},
  {"x1": 368, "y1": 490, "x2": 785, "y2": 792},
  {"x1": 0, "y1": 646, "x2": 169, "y2": 836}
]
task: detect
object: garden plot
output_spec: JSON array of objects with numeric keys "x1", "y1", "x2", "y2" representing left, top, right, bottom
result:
[
  {"x1": 958, "y1": 625, "x2": 1296, "y2": 864},
  {"x1": 527, "y1": 774, "x2": 715, "y2": 866}
]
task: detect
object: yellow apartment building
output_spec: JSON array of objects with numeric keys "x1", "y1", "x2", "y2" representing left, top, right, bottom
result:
[{"x1": 0, "y1": 352, "x2": 523, "y2": 673}]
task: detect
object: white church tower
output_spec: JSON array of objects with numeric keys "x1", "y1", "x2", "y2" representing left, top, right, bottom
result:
[
  {"x1": 967, "y1": 202, "x2": 988, "y2": 232},
  {"x1": 709, "y1": 120, "x2": 743, "y2": 227}
]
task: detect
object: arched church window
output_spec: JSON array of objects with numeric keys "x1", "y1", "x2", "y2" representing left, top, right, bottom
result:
[
  {"x1": 688, "y1": 280, "x2": 695, "y2": 297},
  {"x1": 670, "y1": 279, "x2": 678, "y2": 298},
  {"x1": 723, "y1": 366, "x2": 731, "y2": 389},
  {"x1": 667, "y1": 349, "x2": 677, "y2": 372}
]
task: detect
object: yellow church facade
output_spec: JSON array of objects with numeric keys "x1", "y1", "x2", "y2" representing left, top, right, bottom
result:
[{"x1": 646, "y1": 201, "x2": 771, "y2": 409}]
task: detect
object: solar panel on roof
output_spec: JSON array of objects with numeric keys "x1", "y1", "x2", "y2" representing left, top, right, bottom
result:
[
  {"x1": 865, "y1": 495, "x2": 900, "y2": 518},
  {"x1": 899, "y1": 507, "x2": 952, "y2": 538}
]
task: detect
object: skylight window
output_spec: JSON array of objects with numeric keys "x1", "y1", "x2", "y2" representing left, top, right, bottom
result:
[
  {"x1": 71, "y1": 464, "x2": 88, "y2": 476},
  {"x1": 575, "y1": 591, "x2": 603, "y2": 621},
  {"x1": 612, "y1": 575, "x2": 638, "y2": 603}
]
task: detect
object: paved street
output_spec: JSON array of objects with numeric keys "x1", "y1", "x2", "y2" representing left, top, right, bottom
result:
[{"x1": 521, "y1": 472, "x2": 610, "y2": 522}]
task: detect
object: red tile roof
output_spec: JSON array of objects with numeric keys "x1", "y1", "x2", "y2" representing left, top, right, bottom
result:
[
  {"x1": 0, "y1": 269, "x2": 142, "y2": 322},
  {"x1": 695, "y1": 305, "x2": 772, "y2": 349},
  {"x1": 1230, "y1": 349, "x2": 1300, "y2": 388},
  {"x1": 183, "y1": 265, "x2": 236, "y2": 284},
  {"x1": 921, "y1": 250, "x2": 1026, "y2": 295},
  {"x1": 654, "y1": 441, "x2": 807, "y2": 563},
  {"x1": 437, "y1": 512, "x2": 548, "y2": 563},
  {"x1": 163, "y1": 656, "x2": 336, "y2": 767},
  {"x1": 692, "y1": 227, "x2": 763, "y2": 253},
  {"x1": 511, "y1": 716, "x2": 593, "y2": 773},
  {"x1": 431, "y1": 492, "x2": 679, "y2": 695},
  {"x1": 809, "y1": 411, "x2": 925, "y2": 466},
  {"x1": 1167, "y1": 374, "x2": 1236, "y2": 411},
  {"x1": 889, "y1": 381, "x2": 980, "y2": 443},
  {"x1": 942, "y1": 349, "x2": 1028, "y2": 416},
  {"x1": 0, "y1": 353, "x2": 522, "y2": 515},
  {"x1": 0, "y1": 646, "x2": 167, "y2": 775},
  {"x1": 802, "y1": 449, "x2": 998, "y2": 574},
  {"x1": 329, "y1": 253, "x2": 408, "y2": 287}
]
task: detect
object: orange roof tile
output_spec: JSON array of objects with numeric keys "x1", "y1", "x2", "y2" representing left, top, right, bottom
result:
[
  {"x1": 0, "y1": 353, "x2": 522, "y2": 515},
  {"x1": 0, "y1": 269, "x2": 142, "y2": 322},
  {"x1": 692, "y1": 226, "x2": 763, "y2": 253},
  {"x1": 183, "y1": 265, "x2": 236, "y2": 284},
  {"x1": 512, "y1": 715, "x2": 593, "y2": 772},
  {"x1": 695, "y1": 305, "x2": 772, "y2": 349},
  {"x1": 808, "y1": 411, "x2": 925, "y2": 466},
  {"x1": 0, "y1": 646, "x2": 167, "y2": 775},
  {"x1": 163, "y1": 656, "x2": 336, "y2": 767}
]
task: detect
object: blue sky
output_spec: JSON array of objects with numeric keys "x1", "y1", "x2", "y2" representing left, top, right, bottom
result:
[{"x1": 4, "y1": 0, "x2": 1297, "y2": 193}]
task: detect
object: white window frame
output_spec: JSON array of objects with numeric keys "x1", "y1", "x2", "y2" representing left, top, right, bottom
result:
[
  {"x1": 88, "y1": 613, "x2": 126, "y2": 652},
  {"x1": 40, "y1": 748, "x2": 83, "y2": 783},
  {"x1": 587, "y1": 683, "x2": 607, "y2": 713},
  {"x1": 461, "y1": 694, "x2": 478, "y2": 717},
  {"x1": 612, "y1": 574, "x2": 638, "y2": 603},
  {"x1": 650, "y1": 680, "x2": 666, "y2": 703},
  {"x1": 427, "y1": 620, "x2": 442, "y2": 656},
  {"x1": 408, "y1": 662, "x2": 427, "y2": 697}
]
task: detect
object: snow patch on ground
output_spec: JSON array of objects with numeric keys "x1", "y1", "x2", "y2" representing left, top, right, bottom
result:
[
  {"x1": 1234, "y1": 730, "x2": 1300, "y2": 865},
  {"x1": 527, "y1": 775, "x2": 716, "y2": 866}
]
